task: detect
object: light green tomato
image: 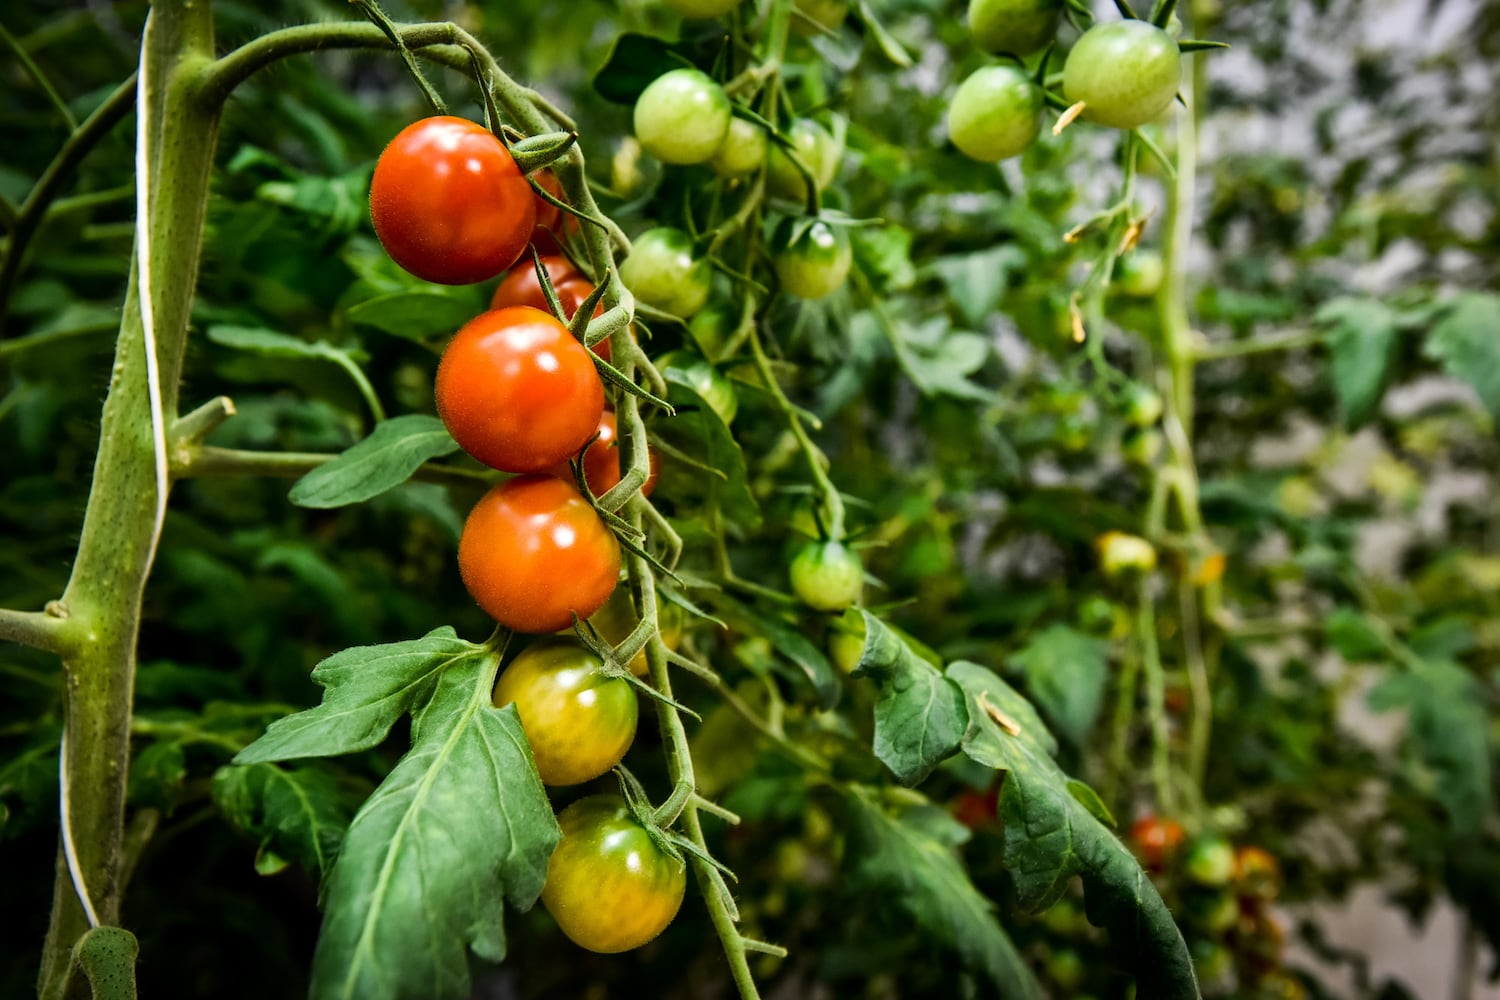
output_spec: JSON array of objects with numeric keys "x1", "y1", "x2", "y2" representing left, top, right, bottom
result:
[
  {"x1": 709, "y1": 117, "x2": 769, "y2": 178},
  {"x1": 773, "y1": 219, "x2": 852, "y2": 300},
  {"x1": 619, "y1": 227, "x2": 712, "y2": 318},
  {"x1": 657, "y1": 349, "x2": 739, "y2": 426},
  {"x1": 947, "y1": 65, "x2": 1043, "y2": 162},
  {"x1": 1063, "y1": 21, "x2": 1182, "y2": 130},
  {"x1": 633, "y1": 68, "x2": 732, "y2": 165},
  {"x1": 665, "y1": 0, "x2": 741, "y2": 17},
  {"x1": 967, "y1": 0, "x2": 1061, "y2": 56},
  {"x1": 766, "y1": 119, "x2": 841, "y2": 202},
  {"x1": 791, "y1": 0, "x2": 849, "y2": 35},
  {"x1": 789, "y1": 540, "x2": 864, "y2": 612}
]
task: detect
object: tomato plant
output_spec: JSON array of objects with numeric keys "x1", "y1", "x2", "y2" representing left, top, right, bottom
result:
[
  {"x1": 709, "y1": 117, "x2": 770, "y2": 179},
  {"x1": 947, "y1": 64, "x2": 1043, "y2": 162},
  {"x1": 967, "y1": 0, "x2": 1061, "y2": 56},
  {"x1": 457, "y1": 475, "x2": 621, "y2": 633},
  {"x1": 435, "y1": 305, "x2": 605, "y2": 473},
  {"x1": 632, "y1": 68, "x2": 732, "y2": 166},
  {"x1": 788, "y1": 540, "x2": 864, "y2": 612},
  {"x1": 765, "y1": 118, "x2": 841, "y2": 202},
  {"x1": 491, "y1": 638, "x2": 637, "y2": 785},
  {"x1": 618, "y1": 227, "x2": 713, "y2": 318},
  {"x1": 773, "y1": 219, "x2": 853, "y2": 299},
  {"x1": 656, "y1": 349, "x2": 739, "y2": 425},
  {"x1": 540, "y1": 795, "x2": 686, "y2": 954},
  {"x1": 1063, "y1": 20, "x2": 1183, "y2": 130},
  {"x1": 369, "y1": 116, "x2": 535, "y2": 284}
]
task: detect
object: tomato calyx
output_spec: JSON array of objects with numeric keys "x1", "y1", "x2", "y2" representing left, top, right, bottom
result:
[{"x1": 609, "y1": 767, "x2": 731, "y2": 884}]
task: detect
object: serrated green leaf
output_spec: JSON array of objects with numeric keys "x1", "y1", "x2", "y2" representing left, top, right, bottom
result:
[
  {"x1": 289, "y1": 416, "x2": 462, "y2": 509},
  {"x1": 714, "y1": 595, "x2": 841, "y2": 710},
  {"x1": 857, "y1": 612, "x2": 967, "y2": 785},
  {"x1": 948, "y1": 662, "x2": 1199, "y2": 998},
  {"x1": 1424, "y1": 293, "x2": 1500, "y2": 425},
  {"x1": 1369, "y1": 660, "x2": 1492, "y2": 838},
  {"x1": 208, "y1": 324, "x2": 358, "y2": 364},
  {"x1": 128, "y1": 740, "x2": 187, "y2": 812},
  {"x1": 661, "y1": 375, "x2": 761, "y2": 528},
  {"x1": 842, "y1": 793, "x2": 1042, "y2": 998},
  {"x1": 235, "y1": 628, "x2": 479, "y2": 765},
  {"x1": 72, "y1": 926, "x2": 138, "y2": 1000},
  {"x1": 850, "y1": 224, "x2": 915, "y2": 291},
  {"x1": 1325, "y1": 607, "x2": 1388, "y2": 662},
  {"x1": 310, "y1": 653, "x2": 559, "y2": 1000},
  {"x1": 880, "y1": 314, "x2": 999, "y2": 403},
  {"x1": 1009, "y1": 624, "x2": 1110, "y2": 746},
  {"x1": 346, "y1": 293, "x2": 481, "y2": 341},
  {"x1": 1320, "y1": 297, "x2": 1399, "y2": 428},
  {"x1": 213, "y1": 763, "x2": 352, "y2": 877}
]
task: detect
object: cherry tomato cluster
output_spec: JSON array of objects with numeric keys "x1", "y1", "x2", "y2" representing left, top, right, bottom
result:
[
  {"x1": 949, "y1": 0, "x2": 1192, "y2": 163},
  {"x1": 1128, "y1": 820, "x2": 1305, "y2": 998}
]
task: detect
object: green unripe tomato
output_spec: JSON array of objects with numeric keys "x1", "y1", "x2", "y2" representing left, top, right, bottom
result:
[
  {"x1": 1114, "y1": 249, "x2": 1164, "y2": 298},
  {"x1": 1123, "y1": 383, "x2": 1163, "y2": 427},
  {"x1": 619, "y1": 227, "x2": 712, "y2": 318},
  {"x1": 1121, "y1": 427, "x2": 1164, "y2": 466},
  {"x1": 773, "y1": 219, "x2": 852, "y2": 299},
  {"x1": 1045, "y1": 948, "x2": 1086, "y2": 993},
  {"x1": 948, "y1": 65, "x2": 1043, "y2": 162},
  {"x1": 791, "y1": 0, "x2": 849, "y2": 35},
  {"x1": 633, "y1": 68, "x2": 732, "y2": 165},
  {"x1": 688, "y1": 301, "x2": 736, "y2": 357},
  {"x1": 766, "y1": 119, "x2": 841, "y2": 202},
  {"x1": 967, "y1": 0, "x2": 1062, "y2": 56},
  {"x1": 1184, "y1": 834, "x2": 1236, "y2": 887},
  {"x1": 789, "y1": 540, "x2": 864, "y2": 612},
  {"x1": 665, "y1": 0, "x2": 741, "y2": 17},
  {"x1": 1076, "y1": 595, "x2": 1119, "y2": 635},
  {"x1": 828, "y1": 608, "x2": 866, "y2": 673},
  {"x1": 1055, "y1": 410, "x2": 1095, "y2": 452},
  {"x1": 657, "y1": 349, "x2": 739, "y2": 426},
  {"x1": 492, "y1": 639, "x2": 638, "y2": 786},
  {"x1": 1063, "y1": 21, "x2": 1182, "y2": 130},
  {"x1": 709, "y1": 117, "x2": 769, "y2": 178}
]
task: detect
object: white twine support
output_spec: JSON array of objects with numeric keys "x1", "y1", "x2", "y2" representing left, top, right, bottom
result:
[{"x1": 59, "y1": 723, "x2": 101, "y2": 929}]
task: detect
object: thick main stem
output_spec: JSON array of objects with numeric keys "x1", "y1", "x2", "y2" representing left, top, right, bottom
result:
[{"x1": 38, "y1": 3, "x2": 220, "y2": 996}]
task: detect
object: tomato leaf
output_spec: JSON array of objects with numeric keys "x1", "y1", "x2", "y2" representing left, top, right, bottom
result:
[
  {"x1": 855, "y1": 612, "x2": 967, "y2": 785},
  {"x1": 1325, "y1": 607, "x2": 1390, "y2": 662},
  {"x1": 932, "y1": 244, "x2": 1027, "y2": 330},
  {"x1": 310, "y1": 651, "x2": 559, "y2": 1000},
  {"x1": 345, "y1": 292, "x2": 481, "y2": 341},
  {"x1": 1320, "y1": 296, "x2": 1399, "y2": 428},
  {"x1": 841, "y1": 792, "x2": 1044, "y2": 999},
  {"x1": 72, "y1": 926, "x2": 138, "y2": 1000},
  {"x1": 592, "y1": 33, "x2": 702, "y2": 105},
  {"x1": 207, "y1": 324, "x2": 366, "y2": 365},
  {"x1": 288, "y1": 415, "x2": 463, "y2": 509},
  {"x1": 1423, "y1": 292, "x2": 1500, "y2": 426},
  {"x1": 948, "y1": 662, "x2": 1200, "y2": 999},
  {"x1": 1368, "y1": 659, "x2": 1492, "y2": 838},
  {"x1": 213, "y1": 763, "x2": 352, "y2": 879},
  {"x1": 852, "y1": 0, "x2": 913, "y2": 68},
  {"x1": 235, "y1": 628, "x2": 477, "y2": 764},
  {"x1": 1008, "y1": 624, "x2": 1110, "y2": 747},
  {"x1": 714, "y1": 594, "x2": 841, "y2": 710},
  {"x1": 661, "y1": 375, "x2": 761, "y2": 528}
]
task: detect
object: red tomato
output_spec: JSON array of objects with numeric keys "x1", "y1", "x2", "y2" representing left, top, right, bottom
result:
[
  {"x1": 435, "y1": 306, "x2": 604, "y2": 473},
  {"x1": 952, "y1": 787, "x2": 999, "y2": 829},
  {"x1": 458, "y1": 475, "x2": 621, "y2": 633},
  {"x1": 369, "y1": 116, "x2": 534, "y2": 285},
  {"x1": 490, "y1": 258, "x2": 611, "y2": 362},
  {"x1": 550, "y1": 411, "x2": 658, "y2": 498},
  {"x1": 532, "y1": 170, "x2": 565, "y2": 239},
  {"x1": 1130, "y1": 815, "x2": 1185, "y2": 870}
]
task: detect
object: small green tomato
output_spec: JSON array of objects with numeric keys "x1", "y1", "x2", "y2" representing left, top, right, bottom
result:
[
  {"x1": 633, "y1": 68, "x2": 732, "y2": 165},
  {"x1": 948, "y1": 65, "x2": 1043, "y2": 162},
  {"x1": 773, "y1": 219, "x2": 852, "y2": 299},
  {"x1": 619, "y1": 227, "x2": 712, "y2": 318},
  {"x1": 789, "y1": 540, "x2": 864, "y2": 612},
  {"x1": 709, "y1": 117, "x2": 769, "y2": 178},
  {"x1": 1063, "y1": 20, "x2": 1182, "y2": 130}
]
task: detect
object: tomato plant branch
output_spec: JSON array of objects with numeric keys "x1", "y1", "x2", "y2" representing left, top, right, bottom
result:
[
  {"x1": 1192, "y1": 328, "x2": 1325, "y2": 360},
  {"x1": 38, "y1": 2, "x2": 218, "y2": 994},
  {"x1": 0, "y1": 20, "x2": 78, "y2": 131},
  {"x1": 0, "y1": 606, "x2": 78, "y2": 656},
  {"x1": 0, "y1": 71, "x2": 136, "y2": 325},
  {"x1": 1137, "y1": 586, "x2": 1177, "y2": 818},
  {"x1": 174, "y1": 444, "x2": 494, "y2": 489}
]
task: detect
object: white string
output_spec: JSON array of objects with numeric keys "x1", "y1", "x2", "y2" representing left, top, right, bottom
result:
[
  {"x1": 134, "y1": 10, "x2": 170, "y2": 564},
  {"x1": 59, "y1": 723, "x2": 101, "y2": 928}
]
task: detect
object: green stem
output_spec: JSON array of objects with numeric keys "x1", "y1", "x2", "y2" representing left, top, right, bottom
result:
[
  {"x1": 1193, "y1": 329, "x2": 1325, "y2": 360},
  {"x1": 0, "y1": 21, "x2": 78, "y2": 131},
  {"x1": 176, "y1": 445, "x2": 493, "y2": 488},
  {"x1": 1138, "y1": 587, "x2": 1175, "y2": 817},
  {"x1": 0, "y1": 72, "x2": 136, "y2": 325},
  {"x1": 328, "y1": 351, "x2": 386, "y2": 423},
  {"x1": 0, "y1": 606, "x2": 79, "y2": 655},
  {"x1": 38, "y1": 4, "x2": 217, "y2": 996}
]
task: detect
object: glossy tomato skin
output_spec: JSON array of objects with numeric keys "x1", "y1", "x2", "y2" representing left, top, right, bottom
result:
[
  {"x1": 492, "y1": 639, "x2": 637, "y2": 786},
  {"x1": 948, "y1": 65, "x2": 1043, "y2": 162},
  {"x1": 541, "y1": 795, "x2": 687, "y2": 953},
  {"x1": 1063, "y1": 21, "x2": 1182, "y2": 129},
  {"x1": 773, "y1": 219, "x2": 853, "y2": 299},
  {"x1": 435, "y1": 306, "x2": 604, "y2": 473},
  {"x1": 549, "y1": 410, "x2": 658, "y2": 499},
  {"x1": 968, "y1": 0, "x2": 1062, "y2": 56},
  {"x1": 619, "y1": 228, "x2": 712, "y2": 318},
  {"x1": 657, "y1": 350, "x2": 738, "y2": 425},
  {"x1": 369, "y1": 116, "x2": 535, "y2": 285},
  {"x1": 458, "y1": 475, "x2": 621, "y2": 633},
  {"x1": 709, "y1": 117, "x2": 770, "y2": 178},
  {"x1": 633, "y1": 69, "x2": 732, "y2": 165},
  {"x1": 491, "y1": 255, "x2": 580, "y2": 312},
  {"x1": 789, "y1": 540, "x2": 864, "y2": 612},
  {"x1": 766, "y1": 118, "x2": 841, "y2": 202}
]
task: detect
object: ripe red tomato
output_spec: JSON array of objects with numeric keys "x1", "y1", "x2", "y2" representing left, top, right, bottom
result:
[
  {"x1": 550, "y1": 410, "x2": 659, "y2": 499},
  {"x1": 489, "y1": 258, "x2": 611, "y2": 361},
  {"x1": 435, "y1": 306, "x2": 604, "y2": 473},
  {"x1": 1129, "y1": 814, "x2": 1185, "y2": 870},
  {"x1": 492, "y1": 638, "x2": 637, "y2": 786},
  {"x1": 369, "y1": 116, "x2": 535, "y2": 285},
  {"x1": 952, "y1": 787, "x2": 999, "y2": 829},
  {"x1": 541, "y1": 795, "x2": 687, "y2": 953},
  {"x1": 531, "y1": 169, "x2": 565, "y2": 240},
  {"x1": 458, "y1": 475, "x2": 621, "y2": 633}
]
